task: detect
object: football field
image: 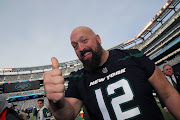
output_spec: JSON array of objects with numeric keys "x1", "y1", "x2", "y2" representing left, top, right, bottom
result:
[
  {"x1": 29, "y1": 103, "x2": 176, "y2": 120},
  {"x1": 157, "y1": 103, "x2": 176, "y2": 120}
]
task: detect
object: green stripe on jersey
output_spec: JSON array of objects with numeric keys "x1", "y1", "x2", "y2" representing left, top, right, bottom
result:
[
  {"x1": 118, "y1": 52, "x2": 144, "y2": 61},
  {"x1": 69, "y1": 73, "x2": 84, "y2": 78}
]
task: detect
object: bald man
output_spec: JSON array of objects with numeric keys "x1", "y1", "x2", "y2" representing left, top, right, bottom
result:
[{"x1": 44, "y1": 26, "x2": 180, "y2": 120}]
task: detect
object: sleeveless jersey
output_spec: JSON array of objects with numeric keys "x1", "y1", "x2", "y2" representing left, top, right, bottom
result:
[{"x1": 65, "y1": 49, "x2": 164, "y2": 120}]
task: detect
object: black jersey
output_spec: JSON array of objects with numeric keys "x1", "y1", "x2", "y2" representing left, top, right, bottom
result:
[{"x1": 65, "y1": 49, "x2": 164, "y2": 120}]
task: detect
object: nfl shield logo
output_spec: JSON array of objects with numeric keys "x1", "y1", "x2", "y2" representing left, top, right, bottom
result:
[{"x1": 102, "y1": 67, "x2": 108, "y2": 73}]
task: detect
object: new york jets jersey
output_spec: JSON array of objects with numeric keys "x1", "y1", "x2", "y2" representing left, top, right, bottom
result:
[
  {"x1": 65, "y1": 49, "x2": 164, "y2": 120},
  {"x1": 38, "y1": 106, "x2": 52, "y2": 120}
]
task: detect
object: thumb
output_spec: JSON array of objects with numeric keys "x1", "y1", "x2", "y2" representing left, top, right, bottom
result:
[{"x1": 51, "y1": 57, "x2": 59, "y2": 69}]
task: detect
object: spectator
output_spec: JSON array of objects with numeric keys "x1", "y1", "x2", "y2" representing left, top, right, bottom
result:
[
  {"x1": 38, "y1": 99, "x2": 52, "y2": 120},
  {"x1": 83, "y1": 106, "x2": 90, "y2": 120},
  {"x1": 0, "y1": 94, "x2": 23, "y2": 120},
  {"x1": 8, "y1": 103, "x2": 24, "y2": 120},
  {"x1": 18, "y1": 111, "x2": 27, "y2": 120},
  {"x1": 0, "y1": 94, "x2": 9, "y2": 120},
  {"x1": 8, "y1": 103, "x2": 17, "y2": 110},
  {"x1": 33, "y1": 107, "x2": 38, "y2": 120},
  {"x1": 44, "y1": 26, "x2": 180, "y2": 120},
  {"x1": 160, "y1": 64, "x2": 180, "y2": 113}
]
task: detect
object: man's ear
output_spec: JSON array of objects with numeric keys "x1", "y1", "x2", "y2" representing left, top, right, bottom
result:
[{"x1": 96, "y1": 34, "x2": 101, "y2": 44}]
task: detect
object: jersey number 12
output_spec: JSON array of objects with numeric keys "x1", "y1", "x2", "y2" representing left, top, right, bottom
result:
[{"x1": 95, "y1": 79, "x2": 141, "y2": 120}]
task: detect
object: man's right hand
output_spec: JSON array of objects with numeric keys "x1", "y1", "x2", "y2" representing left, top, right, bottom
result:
[{"x1": 44, "y1": 57, "x2": 65, "y2": 102}]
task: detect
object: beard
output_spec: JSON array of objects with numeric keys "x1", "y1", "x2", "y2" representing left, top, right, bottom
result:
[{"x1": 80, "y1": 41, "x2": 103, "y2": 71}]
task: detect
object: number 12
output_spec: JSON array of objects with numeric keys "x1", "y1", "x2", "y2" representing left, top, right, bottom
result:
[{"x1": 95, "y1": 79, "x2": 141, "y2": 120}]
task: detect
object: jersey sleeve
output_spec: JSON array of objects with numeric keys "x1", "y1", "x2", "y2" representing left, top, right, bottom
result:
[
  {"x1": 65, "y1": 72, "x2": 82, "y2": 100},
  {"x1": 43, "y1": 107, "x2": 52, "y2": 118},
  {"x1": 129, "y1": 49, "x2": 155, "y2": 78}
]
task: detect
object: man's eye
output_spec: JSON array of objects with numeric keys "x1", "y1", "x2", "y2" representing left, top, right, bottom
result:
[
  {"x1": 83, "y1": 39, "x2": 87, "y2": 42},
  {"x1": 73, "y1": 44, "x2": 78, "y2": 49}
]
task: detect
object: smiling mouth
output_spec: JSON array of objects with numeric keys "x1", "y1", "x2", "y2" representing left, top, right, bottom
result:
[
  {"x1": 80, "y1": 48, "x2": 93, "y2": 60},
  {"x1": 83, "y1": 52, "x2": 91, "y2": 57},
  {"x1": 82, "y1": 52, "x2": 92, "y2": 60}
]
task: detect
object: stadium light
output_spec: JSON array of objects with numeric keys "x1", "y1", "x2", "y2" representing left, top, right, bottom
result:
[{"x1": 0, "y1": 68, "x2": 12, "y2": 72}]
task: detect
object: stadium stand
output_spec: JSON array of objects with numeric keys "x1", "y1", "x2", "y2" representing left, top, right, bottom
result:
[{"x1": 0, "y1": 0, "x2": 179, "y2": 114}]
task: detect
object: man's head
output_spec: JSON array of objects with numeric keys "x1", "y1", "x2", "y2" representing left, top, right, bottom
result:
[
  {"x1": 0, "y1": 95, "x2": 8, "y2": 113},
  {"x1": 8, "y1": 103, "x2": 17, "y2": 110},
  {"x1": 38, "y1": 99, "x2": 44, "y2": 108},
  {"x1": 70, "y1": 26, "x2": 104, "y2": 71},
  {"x1": 163, "y1": 64, "x2": 174, "y2": 76}
]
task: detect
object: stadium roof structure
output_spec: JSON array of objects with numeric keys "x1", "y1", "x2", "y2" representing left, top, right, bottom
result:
[
  {"x1": 110, "y1": 0, "x2": 179, "y2": 50},
  {"x1": 0, "y1": 59, "x2": 82, "y2": 73}
]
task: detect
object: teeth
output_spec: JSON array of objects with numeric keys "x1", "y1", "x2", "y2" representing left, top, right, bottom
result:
[{"x1": 84, "y1": 52, "x2": 90, "y2": 57}]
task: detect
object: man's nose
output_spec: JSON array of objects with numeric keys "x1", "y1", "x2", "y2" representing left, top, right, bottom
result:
[{"x1": 78, "y1": 43, "x2": 85, "y2": 51}]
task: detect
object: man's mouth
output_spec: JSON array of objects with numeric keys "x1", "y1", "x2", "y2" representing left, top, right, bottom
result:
[
  {"x1": 82, "y1": 52, "x2": 92, "y2": 60},
  {"x1": 80, "y1": 49, "x2": 91, "y2": 60},
  {"x1": 83, "y1": 52, "x2": 91, "y2": 57}
]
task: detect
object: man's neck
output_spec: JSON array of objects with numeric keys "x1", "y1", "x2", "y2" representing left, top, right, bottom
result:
[
  {"x1": 40, "y1": 106, "x2": 45, "y2": 109},
  {"x1": 165, "y1": 74, "x2": 174, "y2": 77},
  {"x1": 100, "y1": 50, "x2": 109, "y2": 67}
]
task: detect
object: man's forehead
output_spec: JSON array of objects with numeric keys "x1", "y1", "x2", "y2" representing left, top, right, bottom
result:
[
  {"x1": 164, "y1": 65, "x2": 171, "y2": 69},
  {"x1": 71, "y1": 27, "x2": 94, "y2": 38},
  {"x1": 72, "y1": 26, "x2": 92, "y2": 33},
  {"x1": 71, "y1": 30, "x2": 82, "y2": 40},
  {"x1": 71, "y1": 33, "x2": 88, "y2": 43}
]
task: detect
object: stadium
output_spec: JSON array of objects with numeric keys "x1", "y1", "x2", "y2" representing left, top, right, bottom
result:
[{"x1": 0, "y1": 0, "x2": 180, "y2": 119}]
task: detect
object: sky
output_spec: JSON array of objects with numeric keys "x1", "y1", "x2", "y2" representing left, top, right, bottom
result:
[{"x1": 0, "y1": 0, "x2": 168, "y2": 68}]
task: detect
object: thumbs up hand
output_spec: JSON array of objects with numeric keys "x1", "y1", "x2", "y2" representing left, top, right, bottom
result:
[{"x1": 44, "y1": 57, "x2": 65, "y2": 102}]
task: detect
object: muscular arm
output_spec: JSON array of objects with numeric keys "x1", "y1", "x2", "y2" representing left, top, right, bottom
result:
[
  {"x1": 44, "y1": 57, "x2": 83, "y2": 120},
  {"x1": 149, "y1": 66, "x2": 180, "y2": 119},
  {"x1": 49, "y1": 97, "x2": 83, "y2": 120}
]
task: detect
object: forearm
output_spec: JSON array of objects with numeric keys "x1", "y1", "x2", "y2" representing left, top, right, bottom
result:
[
  {"x1": 49, "y1": 98, "x2": 75, "y2": 120},
  {"x1": 155, "y1": 77, "x2": 180, "y2": 118},
  {"x1": 149, "y1": 66, "x2": 180, "y2": 119},
  {"x1": 160, "y1": 87, "x2": 180, "y2": 119}
]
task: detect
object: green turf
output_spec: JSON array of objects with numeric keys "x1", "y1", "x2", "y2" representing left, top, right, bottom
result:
[
  {"x1": 29, "y1": 113, "x2": 82, "y2": 120},
  {"x1": 29, "y1": 113, "x2": 56, "y2": 120},
  {"x1": 157, "y1": 103, "x2": 176, "y2": 120},
  {"x1": 29, "y1": 103, "x2": 176, "y2": 120}
]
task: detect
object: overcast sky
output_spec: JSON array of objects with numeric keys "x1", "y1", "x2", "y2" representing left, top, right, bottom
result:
[{"x1": 0, "y1": 0, "x2": 168, "y2": 68}]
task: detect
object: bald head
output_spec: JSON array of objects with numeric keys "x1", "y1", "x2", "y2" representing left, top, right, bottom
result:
[
  {"x1": 70, "y1": 26, "x2": 96, "y2": 41},
  {"x1": 70, "y1": 26, "x2": 109, "y2": 70},
  {"x1": 163, "y1": 64, "x2": 174, "y2": 76}
]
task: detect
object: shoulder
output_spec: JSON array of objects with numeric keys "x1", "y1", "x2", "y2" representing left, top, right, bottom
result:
[
  {"x1": 110, "y1": 49, "x2": 141, "y2": 53},
  {"x1": 42, "y1": 107, "x2": 49, "y2": 112},
  {"x1": 110, "y1": 49, "x2": 144, "y2": 61},
  {"x1": 6, "y1": 109, "x2": 23, "y2": 120},
  {"x1": 69, "y1": 68, "x2": 85, "y2": 79},
  {"x1": 174, "y1": 73, "x2": 180, "y2": 80},
  {"x1": 42, "y1": 106, "x2": 47, "y2": 110},
  {"x1": 110, "y1": 49, "x2": 143, "y2": 57},
  {"x1": 42, "y1": 106, "x2": 49, "y2": 115}
]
